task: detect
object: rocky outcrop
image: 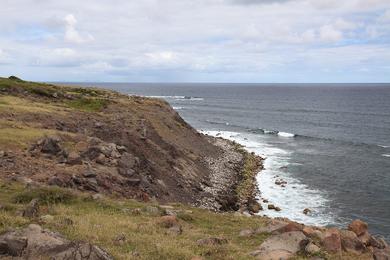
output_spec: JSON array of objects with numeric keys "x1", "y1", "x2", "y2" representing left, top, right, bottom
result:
[{"x1": 0, "y1": 224, "x2": 113, "y2": 259}]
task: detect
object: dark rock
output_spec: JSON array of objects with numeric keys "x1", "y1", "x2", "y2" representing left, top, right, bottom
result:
[
  {"x1": 83, "y1": 171, "x2": 97, "y2": 178},
  {"x1": 126, "y1": 178, "x2": 141, "y2": 186},
  {"x1": 303, "y1": 208, "x2": 311, "y2": 215},
  {"x1": 0, "y1": 234, "x2": 27, "y2": 256},
  {"x1": 248, "y1": 200, "x2": 262, "y2": 213},
  {"x1": 67, "y1": 152, "x2": 82, "y2": 165},
  {"x1": 40, "y1": 136, "x2": 62, "y2": 155},
  {"x1": 373, "y1": 247, "x2": 390, "y2": 260},
  {"x1": 369, "y1": 236, "x2": 388, "y2": 249}
]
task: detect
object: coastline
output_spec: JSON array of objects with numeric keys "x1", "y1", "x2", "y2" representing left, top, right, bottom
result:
[{"x1": 0, "y1": 77, "x2": 389, "y2": 259}]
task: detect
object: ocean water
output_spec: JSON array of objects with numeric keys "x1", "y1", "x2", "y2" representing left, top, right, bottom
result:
[{"x1": 70, "y1": 83, "x2": 390, "y2": 240}]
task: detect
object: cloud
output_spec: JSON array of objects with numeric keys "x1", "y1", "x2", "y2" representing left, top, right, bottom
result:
[
  {"x1": 0, "y1": 0, "x2": 389, "y2": 82},
  {"x1": 64, "y1": 14, "x2": 93, "y2": 44},
  {"x1": 319, "y1": 25, "x2": 343, "y2": 42}
]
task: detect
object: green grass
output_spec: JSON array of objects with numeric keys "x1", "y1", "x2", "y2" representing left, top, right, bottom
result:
[
  {"x1": 66, "y1": 97, "x2": 109, "y2": 112},
  {"x1": 0, "y1": 180, "x2": 271, "y2": 259}
]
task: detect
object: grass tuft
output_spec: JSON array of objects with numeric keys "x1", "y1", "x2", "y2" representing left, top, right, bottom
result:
[
  {"x1": 13, "y1": 187, "x2": 77, "y2": 205},
  {"x1": 66, "y1": 97, "x2": 109, "y2": 112}
]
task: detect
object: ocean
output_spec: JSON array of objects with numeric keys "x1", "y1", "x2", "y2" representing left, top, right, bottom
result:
[{"x1": 69, "y1": 82, "x2": 390, "y2": 240}]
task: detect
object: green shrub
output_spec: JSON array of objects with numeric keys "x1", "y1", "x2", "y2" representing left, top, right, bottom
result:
[
  {"x1": 66, "y1": 98, "x2": 109, "y2": 112},
  {"x1": 13, "y1": 187, "x2": 77, "y2": 205}
]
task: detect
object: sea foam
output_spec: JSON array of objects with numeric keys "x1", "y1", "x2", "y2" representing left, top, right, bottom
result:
[{"x1": 201, "y1": 130, "x2": 335, "y2": 227}]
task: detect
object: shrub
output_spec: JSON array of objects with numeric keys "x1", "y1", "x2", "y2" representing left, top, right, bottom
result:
[{"x1": 13, "y1": 187, "x2": 77, "y2": 205}]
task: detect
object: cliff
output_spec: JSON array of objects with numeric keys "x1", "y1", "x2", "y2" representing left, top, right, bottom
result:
[{"x1": 0, "y1": 77, "x2": 388, "y2": 260}]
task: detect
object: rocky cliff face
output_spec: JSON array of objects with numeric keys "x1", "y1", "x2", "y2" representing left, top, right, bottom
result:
[{"x1": 0, "y1": 77, "x2": 258, "y2": 211}]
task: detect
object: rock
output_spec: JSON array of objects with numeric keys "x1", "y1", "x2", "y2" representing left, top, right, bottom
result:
[
  {"x1": 92, "y1": 194, "x2": 104, "y2": 200},
  {"x1": 239, "y1": 229, "x2": 255, "y2": 237},
  {"x1": 267, "y1": 204, "x2": 281, "y2": 211},
  {"x1": 276, "y1": 222, "x2": 303, "y2": 234},
  {"x1": 126, "y1": 178, "x2": 141, "y2": 186},
  {"x1": 358, "y1": 231, "x2": 371, "y2": 246},
  {"x1": 116, "y1": 145, "x2": 128, "y2": 153},
  {"x1": 340, "y1": 229, "x2": 366, "y2": 254},
  {"x1": 373, "y1": 247, "x2": 390, "y2": 260},
  {"x1": 369, "y1": 236, "x2": 388, "y2": 249},
  {"x1": 48, "y1": 176, "x2": 64, "y2": 187},
  {"x1": 248, "y1": 201, "x2": 262, "y2": 213},
  {"x1": 157, "y1": 216, "x2": 180, "y2": 228},
  {"x1": 67, "y1": 152, "x2": 82, "y2": 165},
  {"x1": 40, "y1": 215, "x2": 54, "y2": 223},
  {"x1": 322, "y1": 228, "x2": 342, "y2": 253},
  {"x1": 118, "y1": 152, "x2": 137, "y2": 169},
  {"x1": 0, "y1": 150, "x2": 6, "y2": 158},
  {"x1": 95, "y1": 153, "x2": 108, "y2": 165},
  {"x1": 0, "y1": 234, "x2": 27, "y2": 256},
  {"x1": 113, "y1": 233, "x2": 126, "y2": 246},
  {"x1": 22, "y1": 198, "x2": 39, "y2": 218},
  {"x1": 303, "y1": 208, "x2": 311, "y2": 215},
  {"x1": 348, "y1": 219, "x2": 368, "y2": 236},
  {"x1": 305, "y1": 242, "x2": 321, "y2": 255},
  {"x1": 83, "y1": 171, "x2": 97, "y2": 178},
  {"x1": 197, "y1": 237, "x2": 228, "y2": 246},
  {"x1": 40, "y1": 136, "x2": 62, "y2": 155},
  {"x1": 253, "y1": 231, "x2": 308, "y2": 259},
  {"x1": 255, "y1": 219, "x2": 289, "y2": 234},
  {"x1": 167, "y1": 225, "x2": 182, "y2": 236},
  {"x1": 0, "y1": 224, "x2": 113, "y2": 259},
  {"x1": 144, "y1": 206, "x2": 161, "y2": 216}
]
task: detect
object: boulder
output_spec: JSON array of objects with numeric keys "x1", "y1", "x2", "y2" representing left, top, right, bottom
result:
[
  {"x1": 303, "y1": 208, "x2": 311, "y2": 215},
  {"x1": 253, "y1": 231, "x2": 308, "y2": 259},
  {"x1": 0, "y1": 224, "x2": 113, "y2": 259},
  {"x1": 373, "y1": 247, "x2": 390, "y2": 260},
  {"x1": 340, "y1": 230, "x2": 366, "y2": 254},
  {"x1": 276, "y1": 222, "x2": 303, "y2": 234},
  {"x1": 322, "y1": 228, "x2": 342, "y2": 253},
  {"x1": 358, "y1": 231, "x2": 371, "y2": 246},
  {"x1": 197, "y1": 237, "x2": 228, "y2": 246},
  {"x1": 67, "y1": 152, "x2": 82, "y2": 165},
  {"x1": 268, "y1": 204, "x2": 281, "y2": 211},
  {"x1": 255, "y1": 219, "x2": 289, "y2": 234},
  {"x1": 348, "y1": 219, "x2": 368, "y2": 236},
  {"x1": 40, "y1": 136, "x2": 62, "y2": 155},
  {"x1": 305, "y1": 242, "x2": 321, "y2": 255},
  {"x1": 248, "y1": 201, "x2": 262, "y2": 213},
  {"x1": 369, "y1": 236, "x2": 388, "y2": 249}
]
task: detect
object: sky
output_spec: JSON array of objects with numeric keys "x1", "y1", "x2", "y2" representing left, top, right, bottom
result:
[{"x1": 1, "y1": 0, "x2": 390, "y2": 83}]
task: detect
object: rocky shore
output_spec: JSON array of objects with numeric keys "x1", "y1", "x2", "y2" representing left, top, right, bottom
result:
[{"x1": 0, "y1": 77, "x2": 389, "y2": 259}]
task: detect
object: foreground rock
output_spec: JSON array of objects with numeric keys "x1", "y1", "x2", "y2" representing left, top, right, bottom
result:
[
  {"x1": 0, "y1": 224, "x2": 113, "y2": 259},
  {"x1": 249, "y1": 219, "x2": 389, "y2": 259}
]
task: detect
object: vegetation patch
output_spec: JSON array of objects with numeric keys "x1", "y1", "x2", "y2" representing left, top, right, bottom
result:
[
  {"x1": 13, "y1": 187, "x2": 77, "y2": 205},
  {"x1": 66, "y1": 97, "x2": 109, "y2": 112}
]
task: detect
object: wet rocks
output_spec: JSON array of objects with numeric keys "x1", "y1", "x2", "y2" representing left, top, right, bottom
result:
[
  {"x1": 268, "y1": 204, "x2": 281, "y2": 211},
  {"x1": 303, "y1": 208, "x2": 311, "y2": 215},
  {"x1": 340, "y1": 230, "x2": 366, "y2": 254}
]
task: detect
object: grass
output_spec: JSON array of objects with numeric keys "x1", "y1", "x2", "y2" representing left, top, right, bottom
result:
[
  {"x1": 0, "y1": 180, "x2": 271, "y2": 259},
  {"x1": 66, "y1": 97, "x2": 109, "y2": 112},
  {"x1": 0, "y1": 127, "x2": 57, "y2": 149}
]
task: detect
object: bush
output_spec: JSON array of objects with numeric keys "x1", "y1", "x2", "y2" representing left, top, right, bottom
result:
[
  {"x1": 67, "y1": 98, "x2": 109, "y2": 112},
  {"x1": 13, "y1": 187, "x2": 77, "y2": 205}
]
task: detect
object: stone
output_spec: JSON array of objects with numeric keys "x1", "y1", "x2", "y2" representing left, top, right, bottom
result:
[
  {"x1": 268, "y1": 204, "x2": 281, "y2": 211},
  {"x1": 167, "y1": 225, "x2": 182, "y2": 236},
  {"x1": 126, "y1": 178, "x2": 141, "y2": 186},
  {"x1": 348, "y1": 219, "x2": 368, "y2": 236},
  {"x1": 276, "y1": 222, "x2": 303, "y2": 234},
  {"x1": 303, "y1": 208, "x2": 311, "y2": 215},
  {"x1": 144, "y1": 206, "x2": 161, "y2": 216},
  {"x1": 40, "y1": 136, "x2": 62, "y2": 155},
  {"x1": 48, "y1": 176, "x2": 64, "y2": 187},
  {"x1": 305, "y1": 242, "x2": 321, "y2": 255},
  {"x1": 248, "y1": 201, "x2": 262, "y2": 213},
  {"x1": 197, "y1": 237, "x2": 228, "y2": 246},
  {"x1": 40, "y1": 215, "x2": 54, "y2": 223},
  {"x1": 358, "y1": 231, "x2": 371, "y2": 246},
  {"x1": 254, "y1": 231, "x2": 308, "y2": 259},
  {"x1": 0, "y1": 234, "x2": 27, "y2": 256},
  {"x1": 95, "y1": 153, "x2": 108, "y2": 165},
  {"x1": 369, "y1": 236, "x2": 388, "y2": 249},
  {"x1": 83, "y1": 171, "x2": 97, "y2": 178},
  {"x1": 322, "y1": 228, "x2": 342, "y2": 253},
  {"x1": 0, "y1": 224, "x2": 113, "y2": 259},
  {"x1": 255, "y1": 219, "x2": 289, "y2": 234},
  {"x1": 113, "y1": 233, "x2": 126, "y2": 246},
  {"x1": 373, "y1": 247, "x2": 390, "y2": 260},
  {"x1": 67, "y1": 152, "x2": 82, "y2": 165},
  {"x1": 157, "y1": 216, "x2": 179, "y2": 228},
  {"x1": 22, "y1": 198, "x2": 39, "y2": 218},
  {"x1": 92, "y1": 194, "x2": 104, "y2": 200},
  {"x1": 340, "y1": 230, "x2": 366, "y2": 254},
  {"x1": 239, "y1": 229, "x2": 255, "y2": 237}
]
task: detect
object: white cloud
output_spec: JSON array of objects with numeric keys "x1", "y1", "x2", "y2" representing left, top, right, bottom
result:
[
  {"x1": 319, "y1": 25, "x2": 343, "y2": 42},
  {"x1": 64, "y1": 14, "x2": 93, "y2": 44}
]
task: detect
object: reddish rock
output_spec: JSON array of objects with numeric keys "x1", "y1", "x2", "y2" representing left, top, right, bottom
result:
[
  {"x1": 322, "y1": 228, "x2": 342, "y2": 253},
  {"x1": 348, "y1": 219, "x2": 368, "y2": 236},
  {"x1": 373, "y1": 247, "x2": 390, "y2": 260},
  {"x1": 157, "y1": 215, "x2": 179, "y2": 228},
  {"x1": 358, "y1": 231, "x2": 371, "y2": 246},
  {"x1": 276, "y1": 222, "x2": 303, "y2": 234},
  {"x1": 340, "y1": 230, "x2": 366, "y2": 254}
]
